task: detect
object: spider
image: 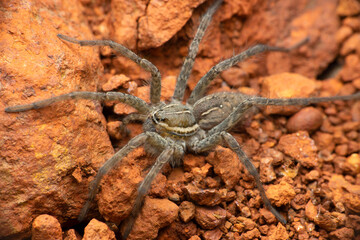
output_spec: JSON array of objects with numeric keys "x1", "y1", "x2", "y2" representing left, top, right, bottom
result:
[{"x1": 5, "y1": 0, "x2": 360, "y2": 239}]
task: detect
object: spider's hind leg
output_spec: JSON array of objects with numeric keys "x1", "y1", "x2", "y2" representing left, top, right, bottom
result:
[
  {"x1": 188, "y1": 37, "x2": 309, "y2": 105},
  {"x1": 189, "y1": 131, "x2": 286, "y2": 224},
  {"x1": 78, "y1": 133, "x2": 148, "y2": 222}
]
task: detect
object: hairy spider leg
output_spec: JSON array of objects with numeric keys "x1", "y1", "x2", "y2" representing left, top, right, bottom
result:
[
  {"x1": 172, "y1": 0, "x2": 223, "y2": 102},
  {"x1": 5, "y1": 92, "x2": 150, "y2": 114},
  {"x1": 187, "y1": 37, "x2": 309, "y2": 105},
  {"x1": 121, "y1": 147, "x2": 175, "y2": 240},
  {"x1": 57, "y1": 34, "x2": 162, "y2": 104},
  {"x1": 78, "y1": 133, "x2": 148, "y2": 221},
  {"x1": 209, "y1": 93, "x2": 360, "y2": 135}
]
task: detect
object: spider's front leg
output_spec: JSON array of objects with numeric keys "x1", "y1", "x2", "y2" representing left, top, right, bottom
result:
[
  {"x1": 57, "y1": 34, "x2": 162, "y2": 104},
  {"x1": 5, "y1": 92, "x2": 150, "y2": 114},
  {"x1": 78, "y1": 133, "x2": 148, "y2": 221}
]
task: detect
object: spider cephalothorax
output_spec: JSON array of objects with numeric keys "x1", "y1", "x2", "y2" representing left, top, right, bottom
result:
[
  {"x1": 150, "y1": 103, "x2": 199, "y2": 138},
  {"x1": 5, "y1": 0, "x2": 360, "y2": 239}
]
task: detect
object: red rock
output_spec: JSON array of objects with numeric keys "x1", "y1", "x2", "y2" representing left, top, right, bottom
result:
[
  {"x1": 268, "y1": 223, "x2": 289, "y2": 240},
  {"x1": 157, "y1": 220, "x2": 197, "y2": 240},
  {"x1": 343, "y1": 16, "x2": 360, "y2": 31},
  {"x1": 202, "y1": 228, "x2": 223, "y2": 240},
  {"x1": 102, "y1": 74, "x2": 131, "y2": 91},
  {"x1": 340, "y1": 54, "x2": 360, "y2": 81},
  {"x1": 304, "y1": 170, "x2": 321, "y2": 181},
  {"x1": 184, "y1": 182, "x2": 224, "y2": 206},
  {"x1": 114, "y1": 102, "x2": 137, "y2": 115},
  {"x1": 336, "y1": 0, "x2": 360, "y2": 16},
  {"x1": 277, "y1": 131, "x2": 319, "y2": 168},
  {"x1": 236, "y1": 216, "x2": 256, "y2": 231},
  {"x1": 327, "y1": 174, "x2": 360, "y2": 214},
  {"x1": 286, "y1": 107, "x2": 324, "y2": 133},
  {"x1": 1, "y1": 1, "x2": 114, "y2": 239},
  {"x1": 31, "y1": 215, "x2": 62, "y2": 240},
  {"x1": 64, "y1": 229, "x2": 81, "y2": 240},
  {"x1": 329, "y1": 227, "x2": 355, "y2": 240},
  {"x1": 189, "y1": 236, "x2": 201, "y2": 240},
  {"x1": 239, "y1": 0, "x2": 339, "y2": 78},
  {"x1": 261, "y1": 73, "x2": 319, "y2": 115},
  {"x1": 266, "y1": 181, "x2": 296, "y2": 207},
  {"x1": 351, "y1": 101, "x2": 360, "y2": 121},
  {"x1": 260, "y1": 208, "x2": 277, "y2": 224},
  {"x1": 160, "y1": 75, "x2": 177, "y2": 101},
  {"x1": 191, "y1": 163, "x2": 213, "y2": 180},
  {"x1": 313, "y1": 132, "x2": 335, "y2": 152},
  {"x1": 179, "y1": 201, "x2": 196, "y2": 223},
  {"x1": 346, "y1": 215, "x2": 360, "y2": 231},
  {"x1": 97, "y1": 147, "x2": 148, "y2": 224},
  {"x1": 83, "y1": 219, "x2": 116, "y2": 240},
  {"x1": 206, "y1": 146, "x2": 241, "y2": 189},
  {"x1": 108, "y1": 0, "x2": 147, "y2": 49},
  {"x1": 345, "y1": 153, "x2": 360, "y2": 174},
  {"x1": 148, "y1": 173, "x2": 168, "y2": 198},
  {"x1": 336, "y1": 26, "x2": 353, "y2": 44},
  {"x1": 183, "y1": 154, "x2": 206, "y2": 172},
  {"x1": 194, "y1": 206, "x2": 226, "y2": 230},
  {"x1": 240, "y1": 228, "x2": 260, "y2": 240},
  {"x1": 305, "y1": 201, "x2": 317, "y2": 221},
  {"x1": 127, "y1": 197, "x2": 179, "y2": 240},
  {"x1": 335, "y1": 144, "x2": 348, "y2": 156},
  {"x1": 106, "y1": 121, "x2": 123, "y2": 140},
  {"x1": 259, "y1": 157, "x2": 277, "y2": 183},
  {"x1": 314, "y1": 210, "x2": 339, "y2": 232},
  {"x1": 340, "y1": 33, "x2": 360, "y2": 56},
  {"x1": 220, "y1": 67, "x2": 249, "y2": 88},
  {"x1": 138, "y1": 0, "x2": 206, "y2": 49}
]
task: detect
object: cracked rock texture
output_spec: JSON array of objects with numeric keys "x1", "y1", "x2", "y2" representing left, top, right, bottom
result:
[
  {"x1": 1, "y1": 0, "x2": 360, "y2": 239},
  {"x1": 1, "y1": 1, "x2": 114, "y2": 239}
]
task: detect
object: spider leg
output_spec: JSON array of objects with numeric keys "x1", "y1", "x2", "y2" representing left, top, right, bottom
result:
[
  {"x1": 221, "y1": 132, "x2": 287, "y2": 224},
  {"x1": 5, "y1": 91, "x2": 150, "y2": 114},
  {"x1": 172, "y1": 0, "x2": 223, "y2": 101},
  {"x1": 208, "y1": 92, "x2": 360, "y2": 135},
  {"x1": 119, "y1": 113, "x2": 148, "y2": 136},
  {"x1": 187, "y1": 37, "x2": 309, "y2": 105},
  {"x1": 78, "y1": 133, "x2": 148, "y2": 222},
  {"x1": 57, "y1": 34, "x2": 162, "y2": 104},
  {"x1": 189, "y1": 131, "x2": 286, "y2": 224},
  {"x1": 121, "y1": 147, "x2": 175, "y2": 240},
  {"x1": 252, "y1": 93, "x2": 360, "y2": 106}
]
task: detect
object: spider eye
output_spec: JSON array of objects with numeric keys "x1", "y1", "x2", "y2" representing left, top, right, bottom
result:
[{"x1": 153, "y1": 113, "x2": 164, "y2": 123}]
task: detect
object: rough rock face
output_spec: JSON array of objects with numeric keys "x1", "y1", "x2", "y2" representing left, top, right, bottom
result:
[
  {"x1": 1, "y1": 0, "x2": 360, "y2": 239},
  {"x1": 31, "y1": 215, "x2": 62, "y2": 240},
  {"x1": 126, "y1": 197, "x2": 179, "y2": 240},
  {"x1": 83, "y1": 219, "x2": 116, "y2": 240},
  {"x1": 0, "y1": 0, "x2": 114, "y2": 239}
]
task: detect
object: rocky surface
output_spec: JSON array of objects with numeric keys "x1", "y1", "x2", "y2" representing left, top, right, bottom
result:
[
  {"x1": 0, "y1": 1, "x2": 114, "y2": 239},
  {"x1": 31, "y1": 214, "x2": 62, "y2": 240},
  {"x1": 1, "y1": 0, "x2": 360, "y2": 239},
  {"x1": 83, "y1": 219, "x2": 116, "y2": 240}
]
